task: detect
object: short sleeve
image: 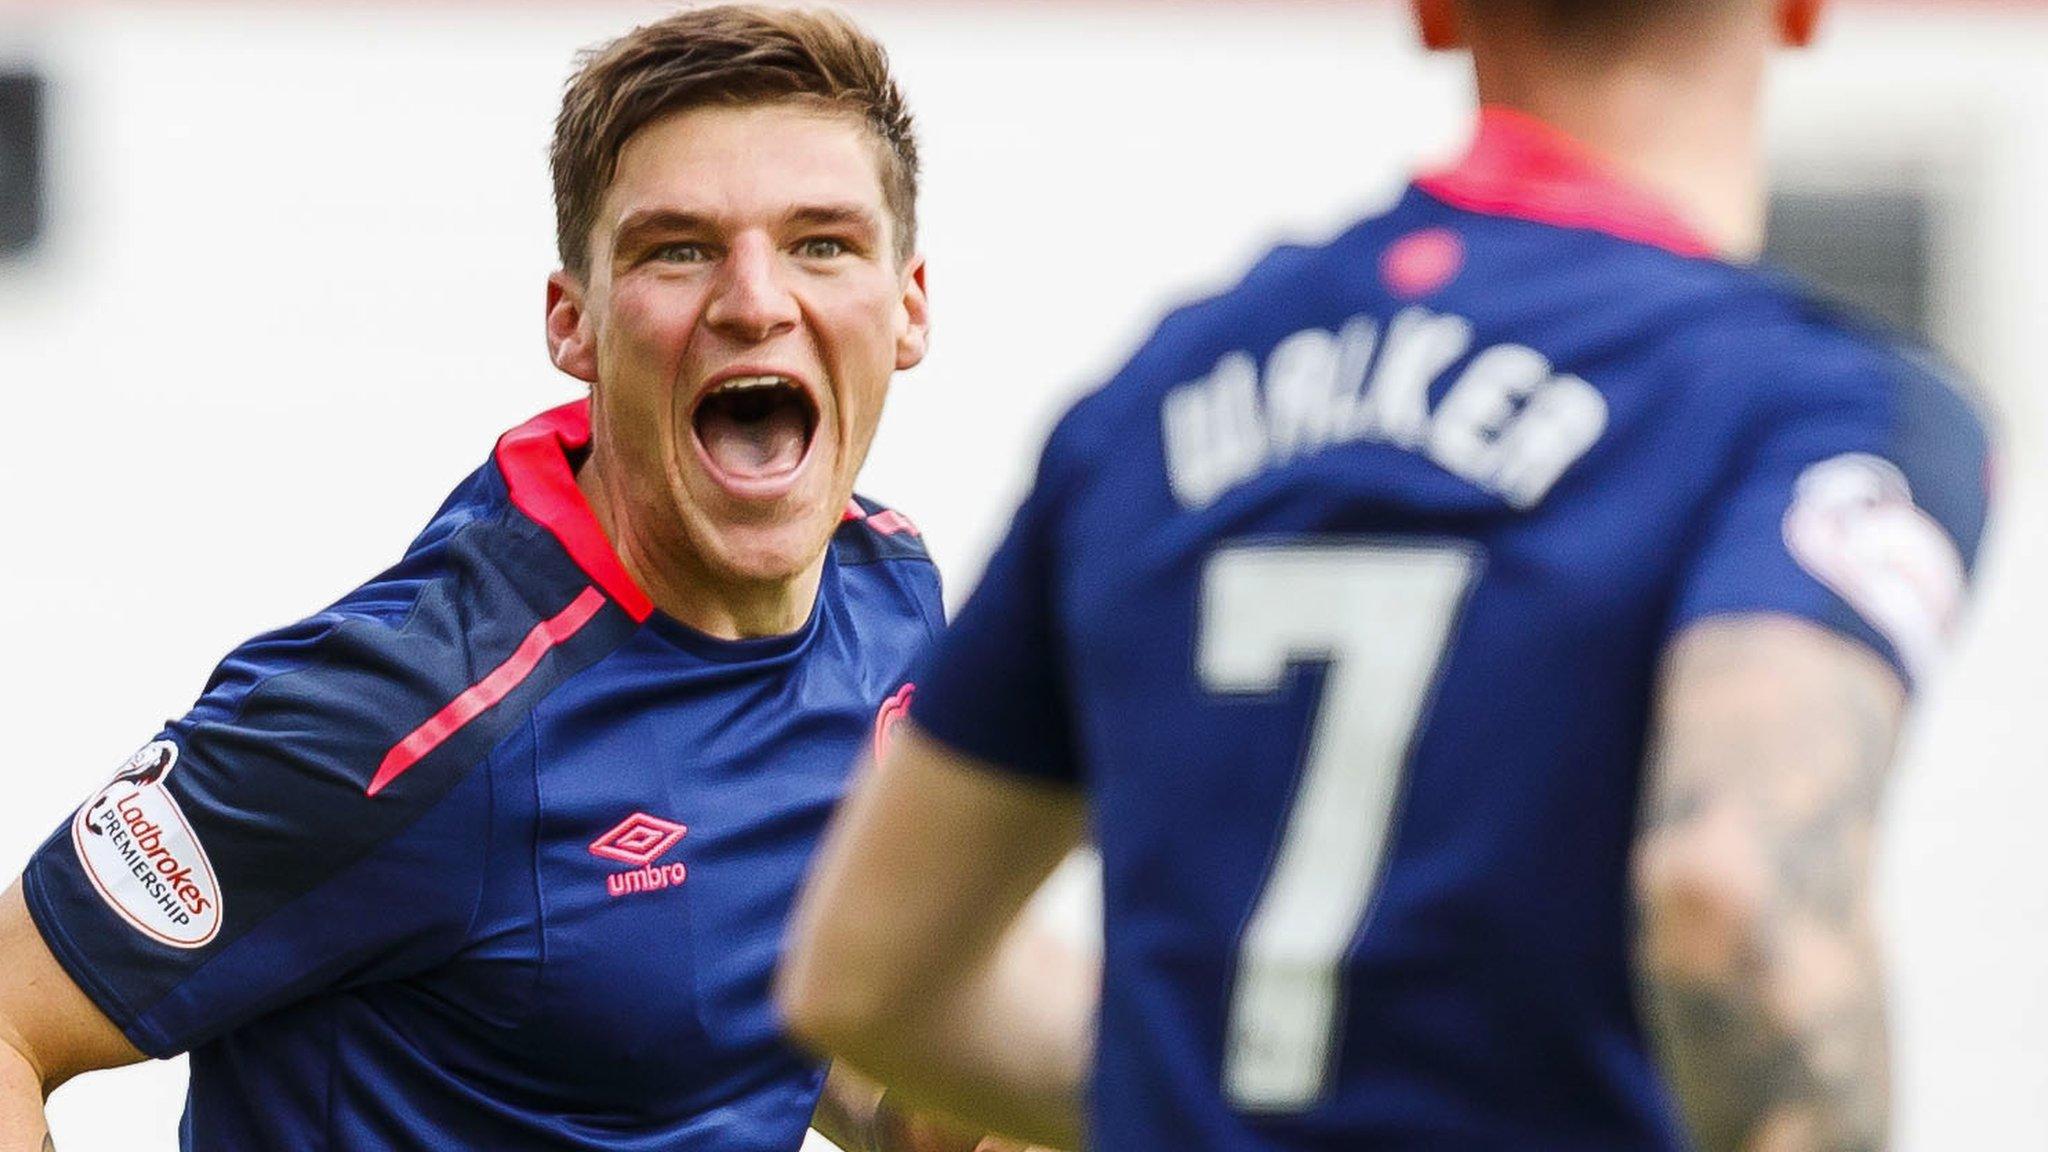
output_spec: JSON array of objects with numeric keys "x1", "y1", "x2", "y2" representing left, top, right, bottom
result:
[
  {"x1": 910, "y1": 420, "x2": 1087, "y2": 787},
  {"x1": 21, "y1": 603, "x2": 543, "y2": 1057},
  {"x1": 1668, "y1": 348, "x2": 1993, "y2": 688}
]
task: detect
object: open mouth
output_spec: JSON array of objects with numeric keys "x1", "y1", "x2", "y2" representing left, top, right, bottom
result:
[{"x1": 691, "y1": 375, "x2": 820, "y2": 487}]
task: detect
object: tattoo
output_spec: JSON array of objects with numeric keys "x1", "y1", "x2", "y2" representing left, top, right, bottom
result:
[{"x1": 1635, "y1": 620, "x2": 1901, "y2": 1152}]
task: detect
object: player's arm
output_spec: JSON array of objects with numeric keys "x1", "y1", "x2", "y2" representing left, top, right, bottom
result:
[
  {"x1": 810, "y1": 1064, "x2": 892, "y2": 1152},
  {"x1": 780, "y1": 724, "x2": 1093, "y2": 1150},
  {"x1": 0, "y1": 882, "x2": 147, "y2": 1152},
  {"x1": 1633, "y1": 615, "x2": 1905, "y2": 1152},
  {"x1": 811, "y1": 1063, "x2": 1038, "y2": 1152},
  {"x1": 6, "y1": 588, "x2": 544, "y2": 1149}
]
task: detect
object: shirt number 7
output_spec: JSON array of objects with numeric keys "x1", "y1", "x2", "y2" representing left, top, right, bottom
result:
[{"x1": 1202, "y1": 541, "x2": 1481, "y2": 1113}]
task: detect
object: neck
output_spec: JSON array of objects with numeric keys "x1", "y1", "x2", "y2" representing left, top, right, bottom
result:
[
  {"x1": 1469, "y1": 29, "x2": 1772, "y2": 259},
  {"x1": 575, "y1": 452, "x2": 824, "y2": 641}
]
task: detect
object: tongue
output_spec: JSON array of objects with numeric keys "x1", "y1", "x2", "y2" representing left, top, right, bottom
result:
[{"x1": 698, "y1": 400, "x2": 808, "y2": 480}]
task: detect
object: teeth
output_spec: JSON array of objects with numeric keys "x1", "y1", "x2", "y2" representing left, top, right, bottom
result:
[{"x1": 714, "y1": 375, "x2": 793, "y2": 393}]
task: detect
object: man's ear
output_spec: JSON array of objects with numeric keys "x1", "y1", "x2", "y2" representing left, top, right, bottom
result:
[
  {"x1": 1414, "y1": 0, "x2": 1466, "y2": 52},
  {"x1": 895, "y1": 257, "x2": 930, "y2": 372},
  {"x1": 546, "y1": 270, "x2": 600, "y2": 384},
  {"x1": 1778, "y1": 0, "x2": 1825, "y2": 47}
]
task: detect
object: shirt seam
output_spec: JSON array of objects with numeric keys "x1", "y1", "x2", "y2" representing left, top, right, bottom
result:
[{"x1": 525, "y1": 710, "x2": 551, "y2": 1018}]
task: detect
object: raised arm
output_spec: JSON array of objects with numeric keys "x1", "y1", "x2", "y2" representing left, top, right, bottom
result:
[
  {"x1": 779, "y1": 725, "x2": 1093, "y2": 1149},
  {"x1": 1633, "y1": 615, "x2": 1906, "y2": 1152},
  {"x1": 0, "y1": 883, "x2": 148, "y2": 1152}
]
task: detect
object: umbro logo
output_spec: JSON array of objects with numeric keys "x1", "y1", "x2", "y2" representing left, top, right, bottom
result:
[{"x1": 590, "y1": 812, "x2": 687, "y2": 899}]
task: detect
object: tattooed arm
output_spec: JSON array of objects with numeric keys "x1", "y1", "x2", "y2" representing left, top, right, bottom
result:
[
  {"x1": 1633, "y1": 617, "x2": 1906, "y2": 1152},
  {"x1": 0, "y1": 883, "x2": 146, "y2": 1152}
]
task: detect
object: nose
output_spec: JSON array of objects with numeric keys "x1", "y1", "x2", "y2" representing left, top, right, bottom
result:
[{"x1": 704, "y1": 233, "x2": 800, "y2": 344}]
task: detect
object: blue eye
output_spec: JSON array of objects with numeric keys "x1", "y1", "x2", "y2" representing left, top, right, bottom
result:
[{"x1": 799, "y1": 238, "x2": 848, "y2": 259}]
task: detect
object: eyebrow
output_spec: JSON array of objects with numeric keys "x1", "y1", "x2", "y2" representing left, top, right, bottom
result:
[
  {"x1": 610, "y1": 203, "x2": 882, "y2": 252},
  {"x1": 611, "y1": 209, "x2": 716, "y2": 254},
  {"x1": 784, "y1": 204, "x2": 882, "y2": 234}
]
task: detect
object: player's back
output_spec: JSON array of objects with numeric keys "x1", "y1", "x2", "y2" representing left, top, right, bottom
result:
[{"x1": 1005, "y1": 113, "x2": 1987, "y2": 1149}]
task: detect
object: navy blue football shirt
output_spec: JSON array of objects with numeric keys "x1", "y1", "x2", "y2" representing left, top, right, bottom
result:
[
  {"x1": 25, "y1": 399, "x2": 941, "y2": 1150},
  {"x1": 911, "y1": 110, "x2": 1992, "y2": 1150}
]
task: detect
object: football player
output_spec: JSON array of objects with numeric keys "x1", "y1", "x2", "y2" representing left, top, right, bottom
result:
[
  {"x1": 0, "y1": 7, "x2": 1000, "y2": 1151},
  {"x1": 781, "y1": 2, "x2": 1992, "y2": 1149}
]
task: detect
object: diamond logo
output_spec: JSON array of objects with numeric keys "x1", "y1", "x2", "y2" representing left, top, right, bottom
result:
[{"x1": 588, "y1": 812, "x2": 688, "y2": 866}]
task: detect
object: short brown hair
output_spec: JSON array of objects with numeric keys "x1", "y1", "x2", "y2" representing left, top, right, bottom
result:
[
  {"x1": 551, "y1": 5, "x2": 920, "y2": 276},
  {"x1": 1465, "y1": 0, "x2": 1736, "y2": 47}
]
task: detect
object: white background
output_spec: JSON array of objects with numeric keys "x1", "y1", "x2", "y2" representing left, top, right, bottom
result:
[{"x1": 0, "y1": 2, "x2": 2042, "y2": 1148}]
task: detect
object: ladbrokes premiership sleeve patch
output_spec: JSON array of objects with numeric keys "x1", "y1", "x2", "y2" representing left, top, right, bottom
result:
[
  {"x1": 1667, "y1": 338, "x2": 1991, "y2": 691},
  {"x1": 1783, "y1": 452, "x2": 1968, "y2": 682},
  {"x1": 69, "y1": 740, "x2": 224, "y2": 949}
]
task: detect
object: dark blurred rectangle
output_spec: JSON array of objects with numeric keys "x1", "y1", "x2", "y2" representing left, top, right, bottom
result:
[
  {"x1": 0, "y1": 70, "x2": 41, "y2": 257},
  {"x1": 1767, "y1": 187, "x2": 1932, "y2": 341}
]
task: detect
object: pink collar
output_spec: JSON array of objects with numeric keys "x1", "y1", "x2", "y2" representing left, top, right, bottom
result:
[
  {"x1": 1416, "y1": 108, "x2": 1716, "y2": 260},
  {"x1": 493, "y1": 399, "x2": 655, "y2": 623}
]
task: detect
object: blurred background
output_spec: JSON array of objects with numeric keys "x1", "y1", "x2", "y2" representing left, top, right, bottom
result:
[{"x1": 0, "y1": 1, "x2": 2040, "y2": 1147}]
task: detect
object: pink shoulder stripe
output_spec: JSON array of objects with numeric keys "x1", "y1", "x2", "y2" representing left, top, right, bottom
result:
[
  {"x1": 368, "y1": 586, "x2": 608, "y2": 796},
  {"x1": 841, "y1": 498, "x2": 920, "y2": 537}
]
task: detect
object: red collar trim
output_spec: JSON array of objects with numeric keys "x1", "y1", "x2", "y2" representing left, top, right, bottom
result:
[
  {"x1": 1416, "y1": 108, "x2": 1716, "y2": 260},
  {"x1": 493, "y1": 399, "x2": 655, "y2": 624}
]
